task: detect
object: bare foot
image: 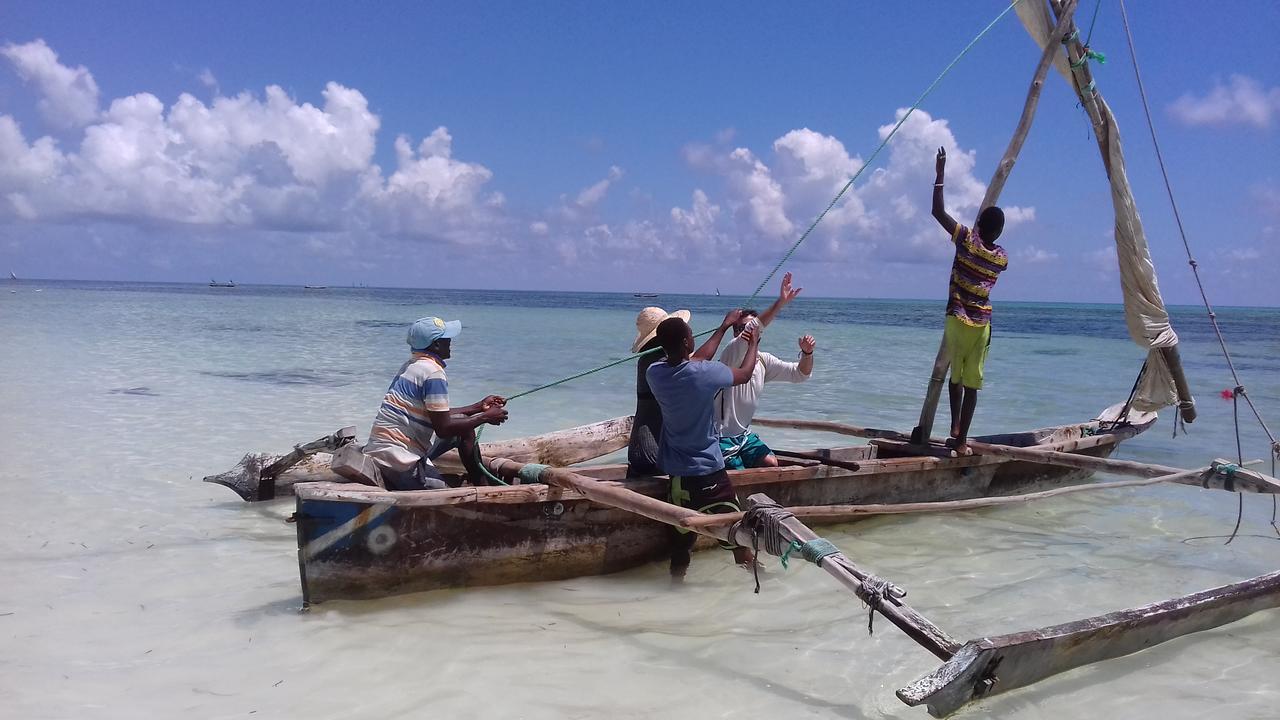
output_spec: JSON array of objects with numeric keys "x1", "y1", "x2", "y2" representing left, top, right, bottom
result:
[
  {"x1": 670, "y1": 563, "x2": 689, "y2": 584},
  {"x1": 945, "y1": 437, "x2": 974, "y2": 457}
]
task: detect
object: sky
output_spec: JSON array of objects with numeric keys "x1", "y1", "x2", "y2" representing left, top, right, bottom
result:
[{"x1": 0, "y1": 1, "x2": 1277, "y2": 305}]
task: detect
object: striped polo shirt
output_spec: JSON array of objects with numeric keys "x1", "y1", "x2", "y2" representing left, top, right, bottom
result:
[
  {"x1": 947, "y1": 224, "x2": 1008, "y2": 327},
  {"x1": 364, "y1": 352, "x2": 450, "y2": 471}
]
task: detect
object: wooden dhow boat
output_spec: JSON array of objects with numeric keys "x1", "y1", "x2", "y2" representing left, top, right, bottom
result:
[{"x1": 294, "y1": 405, "x2": 1161, "y2": 604}]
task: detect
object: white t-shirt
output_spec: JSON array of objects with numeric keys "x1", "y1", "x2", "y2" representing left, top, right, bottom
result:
[{"x1": 714, "y1": 334, "x2": 809, "y2": 438}]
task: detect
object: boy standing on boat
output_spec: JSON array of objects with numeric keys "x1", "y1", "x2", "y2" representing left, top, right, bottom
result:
[
  {"x1": 715, "y1": 272, "x2": 813, "y2": 468},
  {"x1": 930, "y1": 147, "x2": 1007, "y2": 456},
  {"x1": 647, "y1": 310, "x2": 761, "y2": 577},
  {"x1": 364, "y1": 316, "x2": 509, "y2": 490}
]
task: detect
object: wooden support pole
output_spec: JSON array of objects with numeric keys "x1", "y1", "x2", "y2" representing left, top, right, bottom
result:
[
  {"x1": 753, "y1": 416, "x2": 1280, "y2": 493},
  {"x1": 911, "y1": 0, "x2": 1078, "y2": 444},
  {"x1": 686, "y1": 466, "x2": 1209, "y2": 529},
  {"x1": 485, "y1": 458, "x2": 961, "y2": 661}
]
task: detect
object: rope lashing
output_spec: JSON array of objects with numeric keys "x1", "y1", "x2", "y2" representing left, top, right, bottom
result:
[
  {"x1": 729, "y1": 501, "x2": 847, "y2": 593},
  {"x1": 860, "y1": 575, "x2": 895, "y2": 635},
  {"x1": 1070, "y1": 47, "x2": 1106, "y2": 69},
  {"x1": 517, "y1": 463, "x2": 550, "y2": 485},
  {"x1": 779, "y1": 537, "x2": 840, "y2": 569}
]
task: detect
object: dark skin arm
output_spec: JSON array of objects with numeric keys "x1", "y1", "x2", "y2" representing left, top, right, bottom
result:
[
  {"x1": 453, "y1": 395, "x2": 506, "y2": 416},
  {"x1": 692, "y1": 309, "x2": 745, "y2": 361},
  {"x1": 427, "y1": 404, "x2": 508, "y2": 438},
  {"x1": 932, "y1": 147, "x2": 960, "y2": 240}
]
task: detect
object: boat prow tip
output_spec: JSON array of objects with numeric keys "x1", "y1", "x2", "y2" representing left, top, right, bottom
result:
[{"x1": 202, "y1": 453, "x2": 265, "y2": 502}]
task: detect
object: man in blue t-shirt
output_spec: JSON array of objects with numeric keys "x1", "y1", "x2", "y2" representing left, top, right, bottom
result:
[{"x1": 646, "y1": 309, "x2": 761, "y2": 578}]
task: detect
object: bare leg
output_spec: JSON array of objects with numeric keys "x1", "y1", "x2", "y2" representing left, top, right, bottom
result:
[
  {"x1": 670, "y1": 528, "x2": 697, "y2": 581},
  {"x1": 947, "y1": 380, "x2": 963, "y2": 440},
  {"x1": 951, "y1": 387, "x2": 979, "y2": 456},
  {"x1": 453, "y1": 430, "x2": 488, "y2": 485},
  {"x1": 759, "y1": 454, "x2": 780, "y2": 467}
]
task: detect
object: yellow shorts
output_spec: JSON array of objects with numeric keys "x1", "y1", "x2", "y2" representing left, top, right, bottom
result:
[{"x1": 944, "y1": 315, "x2": 991, "y2": 390}]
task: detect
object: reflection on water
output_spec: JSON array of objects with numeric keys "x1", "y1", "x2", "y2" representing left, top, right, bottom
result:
[{"x1": 1, "y1": 282, "x2": 1278, "y2": 719}]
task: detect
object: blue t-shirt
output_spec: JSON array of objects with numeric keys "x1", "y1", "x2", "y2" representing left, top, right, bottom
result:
[{"x1": 645, "y1": 359, "x2": 735, "y2": 476}]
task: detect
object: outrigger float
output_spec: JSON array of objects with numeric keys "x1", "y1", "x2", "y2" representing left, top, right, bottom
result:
[{"x1": 203, "y1": 0, "x2": 1280, "y2": 715}]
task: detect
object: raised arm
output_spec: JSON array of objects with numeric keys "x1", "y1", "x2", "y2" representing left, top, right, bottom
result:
[
  {"x1": 692, "y1": 309, "x2": 743, "y2": 361},
  {"x1": 729, "y1": 327, "x2": 761, "y2": 386},
  {"x1": 756, "y1": 271, "x2": 803, "y2": 328},
  {"x1": 932, "y1": 147, "x2": 959, "y2": 239}
]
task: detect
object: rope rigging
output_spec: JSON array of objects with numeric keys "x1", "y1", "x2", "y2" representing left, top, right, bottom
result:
[
  {"x1": 1116, "y1": 0, "x2": 1280, "y2": 537},
  {"x1": 492, "y1": 0, "x2": 1026, "y2": 411}
]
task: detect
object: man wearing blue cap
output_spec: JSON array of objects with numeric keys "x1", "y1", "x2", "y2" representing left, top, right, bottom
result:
[{"x1": 365, "y1": 316, "x2": 509, "y2": 490}]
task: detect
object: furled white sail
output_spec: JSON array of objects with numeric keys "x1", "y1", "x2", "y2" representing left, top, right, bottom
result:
[{"x1": 1015, "y1": 0, "x2": 1180, "y2": 413}]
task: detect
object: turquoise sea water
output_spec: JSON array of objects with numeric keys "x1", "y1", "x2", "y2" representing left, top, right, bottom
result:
[{"x1": 2, "y1": 280, "x2": 1278, "y2": 718}]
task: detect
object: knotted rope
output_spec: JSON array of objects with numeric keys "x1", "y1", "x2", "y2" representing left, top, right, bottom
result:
[{"x1": 728, "y1": 500, "x2": 903, "y2": 634}]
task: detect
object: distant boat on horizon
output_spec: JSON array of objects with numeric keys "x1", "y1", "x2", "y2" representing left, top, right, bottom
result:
[
  {"x1": 210, "y1": 279, "x2": 236, "y2": 288},
  {"x1": 303, "y1": 285, "x2": 328, "y2": 290},
  {"x1": 633, "y1": 293, "x2": 659, "y2": 298},
  {"x1": 715, "y1": 288, "x2": 721, "y2": 296}
]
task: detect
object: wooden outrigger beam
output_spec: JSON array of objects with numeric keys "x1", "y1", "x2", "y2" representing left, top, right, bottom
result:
[
  {"x1": 754, "y1": 416, "x2": 1280, "y2": 494},
  {"x1": 485, "y1": 457, "x2": 959, "y2": 659},
  {"x1": 485, "y1": 457, "x2": 1280, "y2": 715},
  {"x1": 897, "y1": 570, "x2": 1280, "y2": 717}
]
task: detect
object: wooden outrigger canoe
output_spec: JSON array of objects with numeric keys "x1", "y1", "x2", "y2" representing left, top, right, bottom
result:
[
  {"x1": 203, "y1": 415, "x2": 635, "y2": 501},
  {"x1": 294, "y1": 407, "x2": 1159, "y2": 604}
]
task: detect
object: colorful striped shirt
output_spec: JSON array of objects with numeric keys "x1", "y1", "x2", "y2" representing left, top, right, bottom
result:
[
  {"x1": 947, "y1": 224, "x2": 1008, "y2": 327},
  {"x1": 364, "y1": 352, "x2": 450, "y2": 472}
]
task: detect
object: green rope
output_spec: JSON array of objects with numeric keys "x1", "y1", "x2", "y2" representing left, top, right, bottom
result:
[
  {"x1": 779, "y1": 537, "x2": 841, "y2": 569},
  {"x1": 746, "y1": 0, "x2": 1025, "y2": 302},
  {"x1": 478, "y1": 0, "x2": 1023, "y2": 420}
]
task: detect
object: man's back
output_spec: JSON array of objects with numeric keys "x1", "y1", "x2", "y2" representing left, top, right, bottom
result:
[
  {"x1": 645, "y1": 359, "x2": 733, "y2": 476},
  {"x1": 365, "y1": 353, "x2": 449, "y2": 471}
]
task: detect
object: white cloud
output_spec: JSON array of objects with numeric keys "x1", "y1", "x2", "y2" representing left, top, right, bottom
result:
[
  {"x1": 1168, "y1": 75, "x2": 1280, "y2": 129},
  {"x1": 1, "y1": 40, "x2": 101, "y2": 128},
  {"x1": 1015, "y1": 244, "x2": 1059, "y2": 264},
  {"x1": 575, "y1": 165, "x2": 623, "y2": 207},
  {"x1": 1087, "y1": 246, "x2": 1117, "y2": 275}
]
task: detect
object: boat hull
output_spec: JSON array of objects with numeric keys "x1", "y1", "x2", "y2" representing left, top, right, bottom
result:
[{"x1": 296, "y1": 417, "x2": 1151, "y2": 604}]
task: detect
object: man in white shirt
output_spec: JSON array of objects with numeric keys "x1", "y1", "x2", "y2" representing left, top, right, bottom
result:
[{"x1": 714, "y1": 273, "x2": 815, "y2": 469}]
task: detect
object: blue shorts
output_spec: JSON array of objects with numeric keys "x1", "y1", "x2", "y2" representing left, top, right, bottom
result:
[{"x1": 718, "y1": 432, "x2": 773, "y2": 470}]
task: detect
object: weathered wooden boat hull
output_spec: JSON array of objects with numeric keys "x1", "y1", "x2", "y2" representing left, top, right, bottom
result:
[
  {"x1": 295, "y1": 415, "x2": 1152, "y2": 604},
  {"x1": 898, "y1": 569, "x2": 1280, "y2": 716},
  {"x1": 204, "y1": 416, "x2": 633, "y2": 501}
]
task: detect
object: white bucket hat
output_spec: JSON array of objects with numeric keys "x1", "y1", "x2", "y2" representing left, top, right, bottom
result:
[{"x1": 631, "y1": 307, "x2": 691, "y2": 353}]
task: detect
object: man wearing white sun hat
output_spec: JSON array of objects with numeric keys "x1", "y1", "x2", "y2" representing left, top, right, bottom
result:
[{"x1": 365, "y1": 316, "x2": 509, "y2": 490}]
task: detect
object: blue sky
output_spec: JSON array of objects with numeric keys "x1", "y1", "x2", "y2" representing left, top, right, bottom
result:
[{"x1": 1, "y1": 1, "x2": 1277, "y2": 305}]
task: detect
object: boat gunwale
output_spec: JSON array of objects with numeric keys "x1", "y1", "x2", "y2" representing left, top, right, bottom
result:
[{"x1": 295, "y1": 416, "x2": 1148, "y2": 508}]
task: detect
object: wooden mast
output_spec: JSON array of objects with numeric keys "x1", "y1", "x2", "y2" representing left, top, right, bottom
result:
[{"x1": 912, "y1": 0, "x2": 1080, "y2": 444}]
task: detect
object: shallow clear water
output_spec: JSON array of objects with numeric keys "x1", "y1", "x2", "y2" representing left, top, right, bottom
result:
[{"x1": 2, "y1": 281, "x2": 1278, "y2": 718}]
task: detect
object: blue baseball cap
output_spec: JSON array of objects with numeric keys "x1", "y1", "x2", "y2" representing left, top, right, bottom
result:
[{"x1": 407, "y1": 316, "x2": 462, "y2": 350}]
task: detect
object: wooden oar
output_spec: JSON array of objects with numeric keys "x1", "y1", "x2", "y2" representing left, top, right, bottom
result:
[
  {"x1": 755, "y1": 416, "x2": 1280, "y2": 494},
  {"x1": 772, "y1": 449, "x2": 862, "y2": 472},
  {"x1": 485, "y1": 457, "x2": 959, "y2": 661}
]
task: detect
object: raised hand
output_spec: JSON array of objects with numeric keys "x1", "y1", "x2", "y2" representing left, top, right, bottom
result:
[
  {"x1": 721, "y1": 308, "x2": 745, "y2": 329},
  {"x1": 778, "y1": 271, "x2": 802, "y2": 304},
  {"x1": 935, "y1": 147, "x2": 947, "y2": 176},
  {"x1": 799, "y1": 335, "x2": 816, "y2": 354}
]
